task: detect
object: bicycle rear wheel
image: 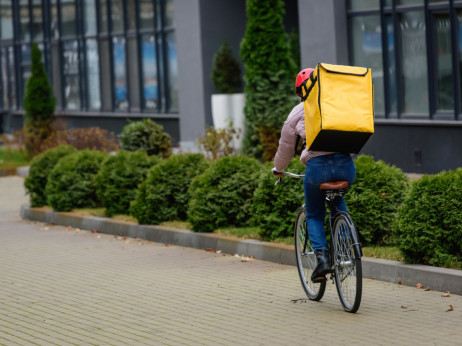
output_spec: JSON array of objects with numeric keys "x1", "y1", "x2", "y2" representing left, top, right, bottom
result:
[
  {"x1": 294, "y1": 206, "x2": 326, "y2": 301},
  {"x1": 332, "y1": 212, "x2": 362, "y2": 313}
]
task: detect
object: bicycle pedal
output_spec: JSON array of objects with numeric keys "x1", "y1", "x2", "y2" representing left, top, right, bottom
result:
[{"x1": 312, "y1": 276, "x2": 327, "y2": 283}]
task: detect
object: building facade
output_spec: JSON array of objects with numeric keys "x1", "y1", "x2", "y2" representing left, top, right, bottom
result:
[{"x1": 0, "y1": 0, "x2": 461, "y2": 173}]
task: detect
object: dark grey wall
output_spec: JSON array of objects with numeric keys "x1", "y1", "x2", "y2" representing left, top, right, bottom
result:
[
  {"x1": 361, "y1": 121, "x2": 462, "y2": 174},
  {"x1": 297, "y1": 0, "x2": 348, "y2": 68},
  {"x1": 1, "y1": 112, "x2": 180, "y2": 145},
  {"x1": 199, "y1": 0, "x2": 247, "y2": 127}
]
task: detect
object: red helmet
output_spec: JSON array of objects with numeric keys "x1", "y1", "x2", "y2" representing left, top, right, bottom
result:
[{"x1": 295, "y1": 68, "x2": 315, "y2": 98}]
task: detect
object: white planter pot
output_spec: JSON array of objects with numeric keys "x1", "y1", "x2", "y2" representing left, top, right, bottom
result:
[{"x1": 211, "y1": 93, "x2": 245, "y2": 150}]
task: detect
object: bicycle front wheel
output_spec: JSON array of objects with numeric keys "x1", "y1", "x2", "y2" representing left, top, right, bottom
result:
[
  {"x1": 332, "y1": 212, "x2": 362, "y2": 313},
  {"x1": 294, "y1": 206, "x2": 326, "y2": 301}
]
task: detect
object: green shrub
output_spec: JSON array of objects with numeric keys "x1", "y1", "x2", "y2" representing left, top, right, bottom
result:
[
  {"x1": 95, "y1": 151, "x2": 160, "y2": 217},
  {"x1": 187, "y1": 155, "x2": 262, "y2": 232},
  {"x1": 130, "y1": 154, "x2": 208, "y2": 224},
  {"x1": 23, "y1": 42, "x2": 56, "y2": 158},
  {"x1": 211, "y1": 42, "x2": 242, "y2": 94},
  {"x1": 344, "y1": 155, "x2": 409, "y2": 245},
  {"x1": 24, "y1": 145, "x2": 77, "y2": 207},
  {"x1": 46, "y1": 150, "x2": 108, "y2": 211},
  {"x1": 252, "y1": 158, "x2": 305, "y2": 240},
  {"x1": 119, "y1": 119, "x2": 171, "y2": 158},
  {"x1": 240, "y1": 0, "x2": 296, "y2": 160},
  {"x1": 394, "y1": 169, "x2": 462, "y2": 268}
]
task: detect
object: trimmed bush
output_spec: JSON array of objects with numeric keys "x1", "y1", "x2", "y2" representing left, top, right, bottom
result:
[
  {"x1": 394, "y1": 169, "x2": 462, "y2": 268},
  {"x1": 130, "y1": 154, "x2": 208, "y2": 224},
  {"x1": 187, "y1": 155, "x2": 262, "y2": 232},
  {"x1": 46, "y1": 150, "x2": 108, "y2": 211},
  {"x1": 24, "y1": 145, "x2": 77, "y2": 207},
  {"x1": 252, "y1": 158, "x2": 305, "y2": 240},
  {"x1": 95, "y1": 151, "x2": 160, "y2": 217},
  {"x1": 344, "y1": 155, "x2": 409, "y2": 245},
  {"x1": 119, "y1": 119, "x2": 171, "y2": 158}
]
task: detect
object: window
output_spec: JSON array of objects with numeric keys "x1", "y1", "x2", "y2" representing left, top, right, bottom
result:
[
  {"x1": 349, "y1": 15, "x2": 385, "y2": 116},
  {"x1": 62, "y1": 40, "x2": 80, "y2": 110},
  {"x1": 142, "y1": 35, "x2": 158, "y2": 110},
  {"x1": 399, "y1": 11, "x2": 429, "y2": 115},
  {"x1": 113, "y1": 36, "x2": 128, "y2": 111},
  {"x1": 61, "y1": 1, "x2": 77, "y2": 37},
  {"x1": 0, "y1": 0, "x2": 13, "y2": 40},
  {"x1": 86, "y1": 39, "x2": 101, "y2": 110},
  {"x1": 348, "y1": 1, "x2": 462, "y2": 120}
]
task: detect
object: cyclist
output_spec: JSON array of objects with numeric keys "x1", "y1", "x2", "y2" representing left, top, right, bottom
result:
[{"x1": 272, "y1": 68, "x2": 356, "y2": 283}]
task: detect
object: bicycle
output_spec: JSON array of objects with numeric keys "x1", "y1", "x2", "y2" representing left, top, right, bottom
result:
[{"x1": 276, "y1": 171, "x2": 363, "y2": 313}]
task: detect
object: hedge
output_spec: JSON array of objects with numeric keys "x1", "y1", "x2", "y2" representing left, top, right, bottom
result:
[
  {"x1": 187, "y1": 155, "x2": 262, "y2": 232},
  {"x1": 95, "y1": 150, "x2": 160, "y2": 217},
  {"x1": 46, "y1": 150, "x2": 107, "y2": 211},
  {"x1": 252, "y1": 158, "x2": 305, "y2": 240},
  {"x1": 394, "y1": 169, "x2": 462, "y2": 268},
  {"x1": 344, "y1": 155, "x2": 409, "y2": 245},
  {"x1": 130, "y1": 154, "x2": 208, "y2": 224},
  {"x1": 24, "y1": 145, "x2": 77, "y2": 207}
]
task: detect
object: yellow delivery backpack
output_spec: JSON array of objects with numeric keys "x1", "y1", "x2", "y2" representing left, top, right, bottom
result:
[{"x1": 300, "y1": 63, "x2": 374, "y2": 154}]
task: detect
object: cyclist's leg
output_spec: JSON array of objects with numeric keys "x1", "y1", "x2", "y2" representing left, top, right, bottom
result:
[
  {"x1": 303, "y1": 157, "x2": 328, "y2": 251},
  {"x1": 329, "y1": 154, "x2": 356, "y2": 212}
]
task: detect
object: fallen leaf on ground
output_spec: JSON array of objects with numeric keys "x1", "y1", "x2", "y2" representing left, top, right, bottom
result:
[
  {"x1": 401, "y1": 305, "x2": 408, "y2": 309},
  {"x1": 441, "y1": 291, "x2": 450, "y2": 297},
  {"x1": 424, "y1": 287, "x2": 431, "y2": 291},
  {"x1": 446, "y1": 305, "x2": 454, "y2": 312},
  {"x1": 290, "y1": 298, "x2": 308, "y2": 303},
  {"x1": 397, "y1": 280, "x2": 402, "y2": 285},
  {"x1": 371, "y1": 277, "x2": 376, "y2": 280},
  {"x1": 241, "y1": 256, "x2": 255, "y2": 262},
  {"x1": 416, "y1": 283, "x2": 423, "y2": 289},
  {"x1": 91, "y1": 230, "x2": 100, "y2": 233},
  {"x1": 205, "y1": 248, "x2": 217, "y2": 253},
  {"x1": 67, "y1": 226, "x2": 72, "y2": 231}
]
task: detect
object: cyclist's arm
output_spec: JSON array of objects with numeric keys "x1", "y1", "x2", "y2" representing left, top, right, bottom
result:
[{"x1": 273, "y1": 118, "x2": 297, "y2": 172}]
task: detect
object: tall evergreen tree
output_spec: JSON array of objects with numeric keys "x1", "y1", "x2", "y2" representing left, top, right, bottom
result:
[
  {"x1": 240, "y1": 0, "x2": 296, "y2": 161},
  {"x1": 23, "y1": 42, "x2": 56, "y2": 157}
]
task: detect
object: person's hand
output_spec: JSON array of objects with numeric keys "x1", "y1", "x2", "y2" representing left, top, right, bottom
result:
[{"x1": 271, "y1": 168, "x2": 284, "y2": 178}]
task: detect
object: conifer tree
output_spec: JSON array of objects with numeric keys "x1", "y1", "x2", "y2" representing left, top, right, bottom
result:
[
  {"x1": 23, "y1": 42, "x2": 56, "y2": 157},
  {"x1": 240, "y1": 0, "x2": 296, "y2": 161},
  {"x1": 211, "y1": 42, "x2": 242, "y2": 94}
]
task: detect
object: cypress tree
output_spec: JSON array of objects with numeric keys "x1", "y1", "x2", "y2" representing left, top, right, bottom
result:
[
  {"x1": 211, "y1": 42, "x2": 242, "y2": 94},
  {"x1": 240, "y1": 0, "x2": 296, "y2": 161},
  {"x1": 23, "y1": 42, "x2": 56, "y2": 157}
]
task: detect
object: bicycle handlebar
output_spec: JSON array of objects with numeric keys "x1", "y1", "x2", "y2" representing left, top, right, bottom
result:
[{"x1": 274, "y1": 171, "x2": 305, "y2": 185}]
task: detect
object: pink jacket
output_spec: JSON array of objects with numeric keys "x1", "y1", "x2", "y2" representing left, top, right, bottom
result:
[{"x1": 273, "y1": 102, "x2": 332, "y2": 171}]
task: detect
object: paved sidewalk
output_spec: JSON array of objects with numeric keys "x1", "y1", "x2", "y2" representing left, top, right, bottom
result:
[{"x1": 1, "y1": 177, "x2": 462, "y2": 345}]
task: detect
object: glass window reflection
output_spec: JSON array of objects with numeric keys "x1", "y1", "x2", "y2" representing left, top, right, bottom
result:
[
  {"x1": 348, "y1": 0, "x2": 380, "y2": 11},
  {"x1": 32, "y1": 0, "x2": 43, "y2": 40},
  {"x1": 140, "y1": 0, "x2": 155, "y2": 30},
  {"x1": 113, "y1": 36, "x2": 128, "y2": 111},
  {"x1": 61, "y1": 1, "x2": 77, "y2": 37},
  {"x1": 434, "y1": 13, "x2": 453, "y2": 111},
  {"x1": 111, "y1": 0, "x2": 124, "y2": 33},
  {"x1": 166, "y1": 32, "x2": 178, "y2": 112},
  {"x1": 19, "y1": 0, "x2": 30, "y2": 41},
  {"x1": 0, "y1": 0, "x2": 13, "y2": 40},
  {"x1": 86, "y1": 39, "x2": 101, "y2": 110},
  {"x1": 84, "y1": 0, "x2": 98, "y2": 36},
  {"x1": 63, "y1": 40, "x2": 80, "y2": 110},
  {"x1": 400, "y1": 11, "x2": 429, "y2": 114},
  {"x1": 165, "y1": 0, "x2": 175, "y2": 27},
  {"x1": 142, "y1": 35, "x2": 158, "y2": 110},
  {"x1": 349, "y1": 15, "x2": 385, "y2": 116}
]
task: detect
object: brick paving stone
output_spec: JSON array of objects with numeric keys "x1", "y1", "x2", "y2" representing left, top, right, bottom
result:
[{"x1": 1, "y1": 176, "x2": 462, "y2": 345}]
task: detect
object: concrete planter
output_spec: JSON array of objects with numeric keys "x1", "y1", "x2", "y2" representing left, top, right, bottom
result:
[{"x1": 211, "y1": 93, "x2": 245, "y2": 150}]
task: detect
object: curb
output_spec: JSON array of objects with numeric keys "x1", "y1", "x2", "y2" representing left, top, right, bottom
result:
[{"x1": 21, "y1": 205, "x2": 462, "y2": 295}]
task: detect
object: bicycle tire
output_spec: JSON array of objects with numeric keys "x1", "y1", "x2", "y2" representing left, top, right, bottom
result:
[
  {"x1": 294, "y1": 206, "x2": 326, "y2": 301},
  {"x1": 332, "y1": 212, "x2": 362, "y2": 313}
]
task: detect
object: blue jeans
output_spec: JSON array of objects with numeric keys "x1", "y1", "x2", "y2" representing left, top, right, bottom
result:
[{"x1": 303, "y1": 154, "x2": 356, "y2": 251}]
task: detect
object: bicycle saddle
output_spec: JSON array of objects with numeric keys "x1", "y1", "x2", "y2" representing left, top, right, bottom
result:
[{"x1": 319, "y1": 181, "x2": 349, "y2": 190}]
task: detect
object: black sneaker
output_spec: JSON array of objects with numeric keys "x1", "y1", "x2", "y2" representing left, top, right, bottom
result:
[{"x1": 311, "y1": 249, "x2": 331, "y2": 283}]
